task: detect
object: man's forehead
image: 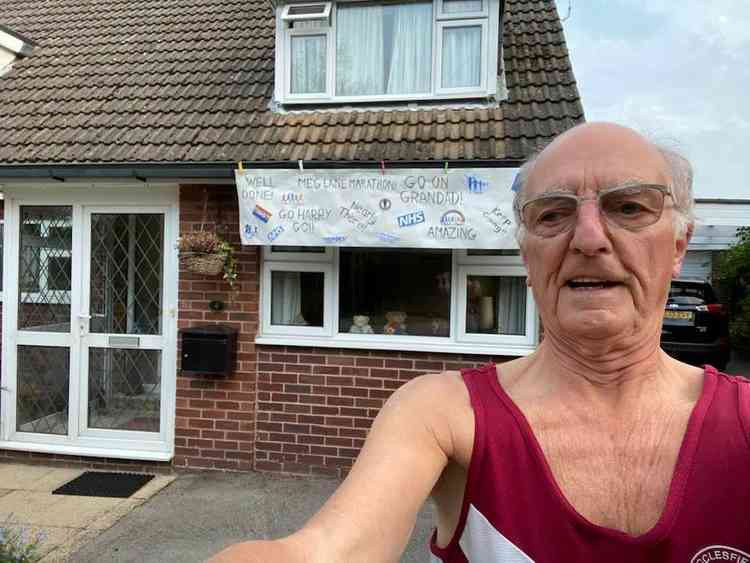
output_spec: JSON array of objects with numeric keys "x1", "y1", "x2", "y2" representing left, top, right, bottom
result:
[{"x1": 526, "y1": 124, "x2": 670, "y2": 194}]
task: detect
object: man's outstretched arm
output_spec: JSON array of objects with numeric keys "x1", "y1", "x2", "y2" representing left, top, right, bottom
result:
[{"x1": 208, "y1": 372, "x2": 468, "y2": 562}]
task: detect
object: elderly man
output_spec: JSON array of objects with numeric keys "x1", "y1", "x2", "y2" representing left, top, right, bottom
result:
[{"x1": 211, "y1": 123, "x2": 750, "y2": 562}]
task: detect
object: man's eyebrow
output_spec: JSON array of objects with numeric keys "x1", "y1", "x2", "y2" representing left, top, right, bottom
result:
[{"x1": 538, "y1": 177, "x2": 654, "y2": 194}]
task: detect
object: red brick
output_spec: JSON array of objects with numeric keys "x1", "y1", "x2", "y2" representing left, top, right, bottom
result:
[
  {"x1": 313, "y1": 365, "x2": 342, "y2": 375},
  {"x1": 356, "y1": 357, "x2": 384, "y2": 368},
  {"x1": 299, "y1": 374, "x2": 326, "y2": 385},
  {"x1": 384, "y1": 359, "x2": 414, "y2": 369},
  {"x1": 216, "y1": 420, "x2": 240, "y2": 431},
  {"x1": 355, "y1": 378, "x2": 383, "y2": 388},
  {"x1": 327, "y1": 396, "x2": 354, "y2": 407},
  {"x1": 189, "y1": 419, "x2": 214, "y2": 429},
  {"x1": 255, "y1": 461, "x2": 282, "y2": 471},
  {"x1": 370, "y1": 368, "x2": 399, "y2": 379},
  {"x1": 326, "y1": 417, "x2": 354, "y2": 427}
]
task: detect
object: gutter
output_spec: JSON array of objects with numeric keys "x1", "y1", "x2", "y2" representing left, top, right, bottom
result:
[
  {"x1": 0, "y1": 24, "x2": 36, "y2": 57},
  {"x1": 0, "y1": 159, "x2": 524, "y2": 183}
]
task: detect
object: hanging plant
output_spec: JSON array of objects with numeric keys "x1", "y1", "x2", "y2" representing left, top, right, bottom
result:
[
  {"x1": 179, "y1": 231, "x2": 237, "y2": 288},
  {"x1": 179, "y1": 188, "x2": 238, "y2": 288}
]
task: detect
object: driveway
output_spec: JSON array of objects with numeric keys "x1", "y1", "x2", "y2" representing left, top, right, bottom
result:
[{"x1": 68, "y1": 471, "x2": 435, "y2": 562}]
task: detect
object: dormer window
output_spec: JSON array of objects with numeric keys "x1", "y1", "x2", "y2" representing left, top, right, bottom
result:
[{"x1": 275, "y1": 0, "x2": 500, "y2": 105}]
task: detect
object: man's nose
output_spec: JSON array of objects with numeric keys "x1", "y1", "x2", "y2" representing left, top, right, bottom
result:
[{"x1": 569, "y1": 200, "x2": 612, "y2": 255}]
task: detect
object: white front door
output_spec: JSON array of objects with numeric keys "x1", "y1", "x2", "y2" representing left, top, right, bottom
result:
[{"x1": 1, "y1": 187, "x2": 178, "y2": 460}]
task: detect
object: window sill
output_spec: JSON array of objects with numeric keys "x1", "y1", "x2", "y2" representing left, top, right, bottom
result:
[{"x1": 255, "y1": 333, "x2": 536, "y2": 357}]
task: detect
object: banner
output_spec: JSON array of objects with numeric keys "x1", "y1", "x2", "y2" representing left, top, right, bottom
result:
[{"x1": 235, "y1": 168, "x2": 519, "y2": 248}]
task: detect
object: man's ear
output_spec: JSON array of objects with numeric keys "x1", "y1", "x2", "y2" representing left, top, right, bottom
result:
[
  {"x1": 520, "y1": 247, "x2": 532, "y2": 287},
  {"x1": 672, "y1": 221, "x2": 694, "y2": 279}
]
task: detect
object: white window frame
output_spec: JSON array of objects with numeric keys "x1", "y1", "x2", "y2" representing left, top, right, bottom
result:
[
  {"x1": 456, "y1": 264, "x2": 536, "y2": 347},
  {"x1": 275, "y1": 0, "x2": 500, "y2": 105},
  {"x1": 435, "y1": 18, "x2": 489, "y2": 96},
  {"x1": 283, "y1": 24, "x2": 334, "y2": 101},
  {"x1": 281, "y1": 2, "x2": 332, "y2": 22},
  {"x1": 258, "y1": 247, "x2": 538, "y2": 356},
  {"x1": 264, "y1": 245, "x2": 333, "y2": 262},
  {"x1": 261, "y1": 260, "x2": 334, "y2": 337},
  {"x1": 436, "y1": 0, "x2": 488, "y2": 19}
]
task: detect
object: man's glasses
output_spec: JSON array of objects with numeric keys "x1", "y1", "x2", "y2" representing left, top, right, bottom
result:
[{"x1": 517, "y1": 183, "x2": 674, "y2": 238}]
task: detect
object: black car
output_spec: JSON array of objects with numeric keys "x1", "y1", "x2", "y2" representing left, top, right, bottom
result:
[{"x1": 661, "y1": 279, "x2": 731, "y2": 370}]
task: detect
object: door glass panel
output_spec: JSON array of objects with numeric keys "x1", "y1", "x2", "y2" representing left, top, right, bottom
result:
[
  {"x1": 17, "y1": 346, "x2": 69, "y2": 434},
  {"x1": 90, "y1": 214, "x2": 164, "y2": 335},
  {"x1": 88, "y1": 348, "x2": 161, "y2": 432},
  {"x1": 18, "y1": 206, "x2": 73, "y2": 332}
]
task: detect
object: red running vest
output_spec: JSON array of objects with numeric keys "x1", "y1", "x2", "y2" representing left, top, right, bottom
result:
[{"x1": 430, "y1": 364, "x2": 750, "y2": 562}]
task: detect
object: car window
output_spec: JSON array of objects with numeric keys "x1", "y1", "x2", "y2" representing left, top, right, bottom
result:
[{"x1": 667, "y1": 284, "x2": 714, "y2": 305}]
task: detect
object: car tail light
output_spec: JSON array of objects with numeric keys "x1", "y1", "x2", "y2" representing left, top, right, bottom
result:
[{"x1": 696, "y1": 304, "x2": 725, "y2": 315}]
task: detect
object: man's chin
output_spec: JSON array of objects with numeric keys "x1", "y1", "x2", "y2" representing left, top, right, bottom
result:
[{"x1": 556, "y1": 310, "x2": 628, "y2": 341}]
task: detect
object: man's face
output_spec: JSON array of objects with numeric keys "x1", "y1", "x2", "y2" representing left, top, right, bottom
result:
[{"x1": 519, "y1": 124, "x2": 690, "y2": 343}]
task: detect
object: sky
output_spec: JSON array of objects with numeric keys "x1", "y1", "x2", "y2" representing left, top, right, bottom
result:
[{"x1": 555, "y1": 0, "x2": 750, "y2": 200}]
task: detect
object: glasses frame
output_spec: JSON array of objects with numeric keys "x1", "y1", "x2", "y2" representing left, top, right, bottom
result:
[{"x1": 516, "y1": 183, "x2": 674, "y2": 238}]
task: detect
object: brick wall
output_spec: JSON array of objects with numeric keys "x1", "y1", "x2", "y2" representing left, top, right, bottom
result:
[
  {"x1": 255, "y1": 346, "x2": 512, "y2": 477},
  {"x1": 175, "y1": 185, "x2": 260, "y2": 471}
]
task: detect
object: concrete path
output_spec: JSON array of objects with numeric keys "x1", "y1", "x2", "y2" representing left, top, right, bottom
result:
[
  {"x1": 0, "y1": 463, "x2": 174, "y2": 562},
  {"x1": 68, "y1": 470, "x2": 435, "y2": 562}
]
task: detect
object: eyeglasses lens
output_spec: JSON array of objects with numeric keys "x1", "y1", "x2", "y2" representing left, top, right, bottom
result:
[{"x1": 523, "y1": 185, "x2": 667, "y2": 237}]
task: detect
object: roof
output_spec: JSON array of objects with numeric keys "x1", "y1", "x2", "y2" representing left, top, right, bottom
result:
[{"x1": 0, "y1": 0, "x2": 584, "y2": 167}]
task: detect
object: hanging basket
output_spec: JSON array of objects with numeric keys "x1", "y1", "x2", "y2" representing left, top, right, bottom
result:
[{"x1": 182, "y1": 252, "x2": 225, "y2": 276}]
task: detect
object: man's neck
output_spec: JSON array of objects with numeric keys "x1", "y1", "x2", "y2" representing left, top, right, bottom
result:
[{"x1": 509, "y1": 337, "x2": 703, "y2": 415}]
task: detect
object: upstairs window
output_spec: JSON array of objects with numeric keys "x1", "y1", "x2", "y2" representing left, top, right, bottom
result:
[{"x1": 275, "y1": 0, "x2": 500, "y2": 104}]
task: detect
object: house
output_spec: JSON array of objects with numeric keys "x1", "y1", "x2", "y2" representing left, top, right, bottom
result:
[{"x1": 0, "y1": 0, "x2": 584, "y2": 475}]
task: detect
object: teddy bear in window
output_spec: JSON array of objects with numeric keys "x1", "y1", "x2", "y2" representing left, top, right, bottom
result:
[
  {"x1": 349, "y1": 315, "x2": 374, "y2": 334},
  {"x1": 383, "y1": 311, "x2": 407, "y2": 335}
]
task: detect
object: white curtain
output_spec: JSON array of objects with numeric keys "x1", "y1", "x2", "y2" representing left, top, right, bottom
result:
[
  {"x1": 336, "y1": 6, "x2": 384, "y2": 95},
  {"x1": 271, "y1": 272, "x2": 302, "y2": 325},
  {"x1": 442, "y1": 25, "x2": 481, "y2": 88},
  {"x1": 291, "y1": 35, "x2": 326, "y2": 94},
  {"x1": 496, "y1": 277, "x2": 526, "y2": 335},
  {"x1": 387, "y1": 3, "x2": 432, "y2": 94}
]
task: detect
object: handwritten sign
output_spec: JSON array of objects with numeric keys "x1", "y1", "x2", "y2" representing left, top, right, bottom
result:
[{"x1": 236, "y1": 168, "x2": 519, "y2": 249}]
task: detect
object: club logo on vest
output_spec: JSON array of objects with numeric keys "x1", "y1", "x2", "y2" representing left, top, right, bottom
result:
[{"x1": 690, "y1": 545, "x2": 750, "y2": 563}]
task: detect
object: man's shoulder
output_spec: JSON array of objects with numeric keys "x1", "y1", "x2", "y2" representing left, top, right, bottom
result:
[{"x1": 392, "y1": 370, "x2": 471, "y2": 411}]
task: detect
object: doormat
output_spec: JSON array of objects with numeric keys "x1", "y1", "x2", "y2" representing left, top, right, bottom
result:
[{"x1": 53, "y1": 471, "x2": 154, "y2": 498}]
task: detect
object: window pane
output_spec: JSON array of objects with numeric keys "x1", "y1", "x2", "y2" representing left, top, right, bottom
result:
[
  {"x1": 291, "y1": 35, "x2": 327, "y2": 94},
  {"x1": 336, "y1": 2, "x2": 432, "y2": 96},
  {"x1": 443, "y1": 0, "x2": 482, "y2": 12},
  {"x1": 18, "y1": 206, "x2": 73, "y2": 331},
  {"x1": 442, "y1": 25, "x2": 481, "y2": 88},
  {"x1": 271, "y1": 271, "x2": 325, "y2": 326},
  {"x1": 339, "y1": 248, "x2": 451, "y2": 336},
  {"x1": 466, "y1": 275, "x2": 526, "y2": 335},
  {"x1": 47, "y1": 257, "x2": 71, "y2": 291}
]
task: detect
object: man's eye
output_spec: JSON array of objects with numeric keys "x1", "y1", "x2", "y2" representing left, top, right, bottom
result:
[
  {"x1": 537, "y1": 208, "x2": 572, "y2": 224},
  {"x1": 615, "y1": 201, "x2": 646, "y2": 215}
]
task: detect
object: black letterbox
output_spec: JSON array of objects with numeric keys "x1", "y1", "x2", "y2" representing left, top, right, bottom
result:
[{"x1": 180, "y1": 325, "x2": 238, "y2": 376}]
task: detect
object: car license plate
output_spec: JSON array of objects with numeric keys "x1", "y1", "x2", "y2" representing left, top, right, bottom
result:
[{"x1": 664, "y1": 310, "x2": 693, "y2": 321}]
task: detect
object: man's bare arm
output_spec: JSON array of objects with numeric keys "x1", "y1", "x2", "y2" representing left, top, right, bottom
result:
[{"x1": 208, "y1": 372, "x2": 469, "y2": 562}]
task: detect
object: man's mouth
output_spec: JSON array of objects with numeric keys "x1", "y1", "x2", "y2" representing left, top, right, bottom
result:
[{"x1": 566, "y1": 278, "x2": 622, "y2": 290}]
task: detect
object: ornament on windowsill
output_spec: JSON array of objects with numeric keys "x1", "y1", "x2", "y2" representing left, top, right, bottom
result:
[
  {"x1": 349, "y1": 315, "x2": 374, "y2": 334},
  {"x1": 383, "y1": 311, "x2": 407, "y2": 335}
]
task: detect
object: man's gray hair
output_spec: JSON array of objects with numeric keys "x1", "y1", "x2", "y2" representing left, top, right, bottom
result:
[{"x1": 512, "y1": 142, "x2": 695, "y2": 243}]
